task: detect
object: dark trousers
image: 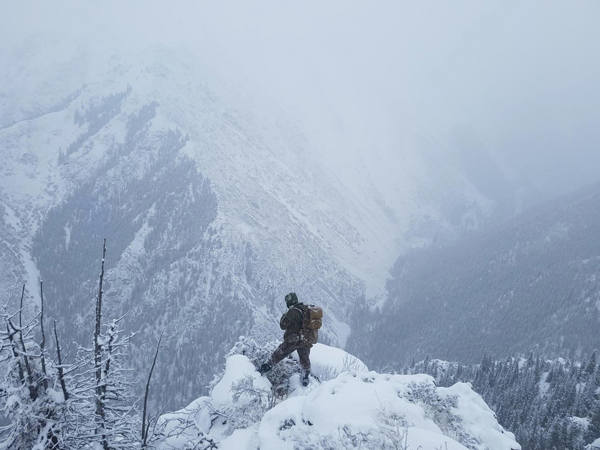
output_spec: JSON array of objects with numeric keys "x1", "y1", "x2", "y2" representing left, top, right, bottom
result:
[{"x1": 270, "y1": 341, "x2": 311, "y2": 371}]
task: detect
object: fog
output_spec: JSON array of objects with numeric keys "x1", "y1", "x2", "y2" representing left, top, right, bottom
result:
[
  {"x1": 2, "y1": 5, "x2": 600, "y2": 444},
  {"x1": 2, "y1": 0, "x2": 600, "y2": 203}
]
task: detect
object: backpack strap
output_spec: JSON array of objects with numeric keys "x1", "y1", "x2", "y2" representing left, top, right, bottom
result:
[{"x1": 292, "y1": 304, "x2": 307, "y2": 328}]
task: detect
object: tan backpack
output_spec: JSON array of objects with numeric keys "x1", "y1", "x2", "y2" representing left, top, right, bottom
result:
[{"x1": 302, "y1": 304, "x2": 323, "y2": 330}]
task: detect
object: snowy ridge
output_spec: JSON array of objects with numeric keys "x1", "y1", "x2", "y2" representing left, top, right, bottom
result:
[{"x1": 156, "y1": 344, "x2": 520, "y2": 449}]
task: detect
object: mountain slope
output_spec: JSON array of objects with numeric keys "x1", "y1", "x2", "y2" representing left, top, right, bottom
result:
[
  {"x1": 0, "y1": 46, "x2": 367, "y2": 408},
  {"x1": 349, "y1": 182, "x2": 600, "y2": 366},
  {"x1": 0, "y1": 41, "x2": 517, "y2": 409}
]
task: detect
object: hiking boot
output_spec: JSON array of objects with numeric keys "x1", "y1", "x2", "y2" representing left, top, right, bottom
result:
[
  {"x1": 259, "y1": 362, "x2": 272, "y2": 375},
  {"x1": 302, "y1": 370, "x2": 310, "y2": 386}
]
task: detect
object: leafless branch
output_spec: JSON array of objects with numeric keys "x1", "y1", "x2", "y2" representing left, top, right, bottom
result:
[
  {"x1": 142, "y1": 330, "x2": 164, "y2": 447},
  {"x1": 94, "y1": 238, "x2": 108, "y2": 450},
  {"x1": 53, "y1": 319, "x2": 69, "y2": 401},
  {"x1": 39, "y1": 280, "x2": 48, "y2": 389}
]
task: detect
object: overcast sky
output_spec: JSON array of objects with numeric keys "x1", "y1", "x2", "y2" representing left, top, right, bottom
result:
[{"x1": 2, "y1": 1, "x2": 599, "y2": 200}]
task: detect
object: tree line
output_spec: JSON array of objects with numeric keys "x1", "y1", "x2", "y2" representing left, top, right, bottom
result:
[{"x1": 407, "y1": 352, "x2": 600, "y2": 449}]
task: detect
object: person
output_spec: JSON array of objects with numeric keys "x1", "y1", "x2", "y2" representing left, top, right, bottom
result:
[{"x1": 259, "y1": 292, "x2": 318, "y2": 386}]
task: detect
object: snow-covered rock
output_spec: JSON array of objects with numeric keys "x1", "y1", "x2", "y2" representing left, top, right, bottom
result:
[{"x1": 156, "y1": 345, "x2": 520, "y2": 449}]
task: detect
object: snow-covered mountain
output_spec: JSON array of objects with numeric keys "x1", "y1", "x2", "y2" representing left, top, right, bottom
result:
[
  {"x1": 1, "y1": 39, "x2": 517, "y2": 409},
  {"x1": 349, "y1": 181, "x2": 600, "y2": 367},
  {"x1": 155, "y1": 343, "x2": 520, "y2": 449}
]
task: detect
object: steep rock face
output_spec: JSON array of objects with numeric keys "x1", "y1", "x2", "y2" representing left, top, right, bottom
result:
[
  {"x1": 349, "y1": 183, "x2": 600, "y2": 367},
  {"x1": 1, "y1": 43, "x2": 510, "y2": 409},
  {"x1": 156, "y1": 344, "x2": 520, "y2": 450}
]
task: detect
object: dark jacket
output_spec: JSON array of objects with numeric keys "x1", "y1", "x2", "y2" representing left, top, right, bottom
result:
[{"x1": 280, "y1": 303, "x2": 318, "y2": 345}]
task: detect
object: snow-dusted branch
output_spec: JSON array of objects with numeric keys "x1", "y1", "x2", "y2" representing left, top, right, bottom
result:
[{"x1": 0, "y1": 241, "x2": 154, "y2": 449}]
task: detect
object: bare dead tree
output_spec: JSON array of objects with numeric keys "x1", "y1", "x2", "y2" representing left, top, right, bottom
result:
[
  {"x1": 14, "y1": 324, "x2": 35, "y2": 400},
  {"x1": 1, "y1": 286, "x2": 62, "y2": 449},
  {"x1": 1, "y1": 245, "x2": 144, "y2": 449},
  {"x1": 94, "y1": 238, "x2": 109, "y2": 450},
  {"x1": 10, "y1": 286, "x2": 36, "y2": 401},
  {"x1": 142, "y1": 331, "x2": 163, "y2": 448},
  {"x1": 5, "y1": 322, "x2": 25, "y2": 385},
  {"x1": 53, "y1": 319, "x2": 69, "y2": 401},
  {"x1": 39, "y1": 280, "x2": 48, "y2": 390},
  {"x1": 101, "y1": 317, "x2": 138, "y2": 446},
  {"x1": 62, "y1": 318, "x2": 137, "y2": 449},
  {"x1": 100, "y1": 319, "x2": 117, "y2": 405},
  {"x1": 1, "y1": 308, "x2": 43, "y2": 448},
  {"x1": 16, "y1": 284, "x2": 34, "y2": 396},
  {"x1": 18, "y1": 284, "x2": 24, "y2": 328},
  {"x1": 6, "y1": 286, "x2": 27, "y2": 386}
]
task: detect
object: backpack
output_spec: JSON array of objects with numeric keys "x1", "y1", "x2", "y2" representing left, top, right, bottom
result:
[{"x1": 297, "y1": 304, "x2": 323, "y2": 330}]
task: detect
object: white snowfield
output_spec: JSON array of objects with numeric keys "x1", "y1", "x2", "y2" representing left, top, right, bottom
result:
[{"x1": 157, "y1": 344, "x2": 520, "y2": 450}]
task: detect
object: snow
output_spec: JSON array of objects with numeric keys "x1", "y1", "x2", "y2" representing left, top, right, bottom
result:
[
  {"x1": 299, "y1": 342, "x2": 368, "y2": 381},
  {"x1": 220, "y1": 426, "x2": 259, "y2": 450},
  {"x1": 63, "y1": 224, "x2": 71, "y2": 250},
  {"x1": 327, "y1": 314, "x2": 352, "y2": 348},
  {"x1": 47, "y1": 388, "x2": 66, "y2": 404},
  {"x1": 569, "y1": 416, "x2": 590, "y2": 429},
  {"x1": 539, "y1": 371, "x2": 550, "y2": 397},
  {"x1": 440, "y1": 382, "x2": 519, "y2": 450},
  {"x1": 157, "y1": 344, "x2": 520, "y2": 449},
  {"x1": 211, "y1": 354, "x2": 271, "y2": 408}
]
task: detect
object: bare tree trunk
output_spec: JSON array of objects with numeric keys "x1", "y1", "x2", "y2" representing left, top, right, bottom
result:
[
  {"x1": 18, "y1": 284, "x2": 25, "y2": 325},
  {"x1": 6, "y1": 323, "x2": 25, "y2": 385},
  {"x1": 94, "y1": 238, "x2": 109, "y2": 450},
  {"x1": 39, "y1": 280, "x2": 48, "y2": 389},
  {"x1": 7, "y1": 285, "x2": 27, "y2": 384},
  {"x1": 53, "y1": 319, "x2": 69, "y2": 401},
  {"x1": 15, "y1": 284, "x2": 36, "y2": 401},
  {"x1": 37, "y1": 282, "x2": 59, "y2": 447},
  {"x1": 100, "y1": 322, "x2": 116, "y2": 407},
  {"x1": 142, "y1": 331, "x2": 163, "y2": 447}
]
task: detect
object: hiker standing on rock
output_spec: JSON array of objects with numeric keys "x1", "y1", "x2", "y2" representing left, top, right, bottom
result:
[{"x1": 259, "y1": 292, "x2": 322, "y2": 386}]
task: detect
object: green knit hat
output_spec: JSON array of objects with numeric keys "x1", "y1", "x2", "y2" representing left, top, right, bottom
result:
[{"x1": 285, "y1": 292, "x2": 299, "y2": 307}]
